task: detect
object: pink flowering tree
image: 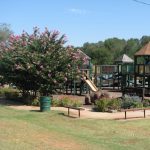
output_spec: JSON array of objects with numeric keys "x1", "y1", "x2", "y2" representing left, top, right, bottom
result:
[{"x1": 0, "y1": 27, "x2": 86, "y2": 96}]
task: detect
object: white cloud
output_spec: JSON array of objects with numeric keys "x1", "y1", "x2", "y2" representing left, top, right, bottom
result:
[{"x1": 69, "y1": 8, "x2": 88, "y2": 15}]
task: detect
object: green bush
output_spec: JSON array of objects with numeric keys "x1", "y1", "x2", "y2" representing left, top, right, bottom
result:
[
  {"x1": 121, "y1": 97, "x2": 143, "y2": 109},
  {"x1": 51, "y1": 98, "x2": 60, "y2": 107},
  {"x1": 1, "y1": 88, "x2": 20, "y2": 100},
  {"x1": 107, "y1": 99, "x2": 121, "y2": 110},
  {"x1": 51, "y1": 96, "x2": 82, "y2": 108},
  {"x1": 95, "y1": 98, "x2": 122, "y2": 112},
  {"x1": 0, "y1": 87, "x2": 19, "y2": 97},
  {"x1": 31, "y1": 97, "x2": 40, "y2": 106},
  {"x1": 95, "y1": 99, "x2": 109, "y2": 112},
  {"x1": 143, "y1": 99, "x2": 150, "y2": 107}
]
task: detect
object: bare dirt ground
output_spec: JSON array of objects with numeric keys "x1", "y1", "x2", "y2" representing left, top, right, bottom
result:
[{"x1": 1, "y1": 90, "x2": 150, "y2": 120}]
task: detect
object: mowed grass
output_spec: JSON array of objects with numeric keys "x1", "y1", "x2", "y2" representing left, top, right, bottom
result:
[{"x1": 0, "y1": 105, "x2": 150, "y2": 150}]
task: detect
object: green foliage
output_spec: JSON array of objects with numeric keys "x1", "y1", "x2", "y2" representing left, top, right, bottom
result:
[
  {"x1": 0, "y1": 27, "x2": 85, "y2": 95},
  {"x1": 140, "y1": 36, "x2": 150, "y2": 46},
  {"x1": 95, "y1": 97, "x2": 144, "y2": 112},
  {"x1": 104, "y1": 38, "x2": 126, "y2": 60},
  {"x1": 123, "y1": 38, "x2": 140, "y2": 58},
  {"x1": 51, "y1": 98, "x2": 60, "y2": 107},
  {"x1": 82, "y1": 42, "x2": 112, "y2": 65},
  {"x1": 121, "y1": 97, "x2": 143, "y2": 109},
  {"x1": 142, "y1": 99, "x2": 150, "y2": 107},
  {"x1": 107, "y1": 98, "x2": 121, "y2": 110},
  {"x1": 52, "y1": 96, "x2": 82, "y2": 108},
  {"x1": 0, "y1": 87, "x2": 19, "y2": 100},
  {"x1": 95, "y1": 99, "x2": 109, "y2": 112},
  {"x1": 81, "y1": 36, "x2": 150, "y2": 65},
  {"x1": 95, "y1": 98, "x2": 121, "y2": 112},
  {"x1": 31, "y1": 97, "x2": 40, "y2": 106}
]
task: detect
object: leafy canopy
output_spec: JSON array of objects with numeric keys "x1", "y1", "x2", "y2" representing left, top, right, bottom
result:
[{"x1": 0, "y1": 27, "x2": 86, "y2": 95}]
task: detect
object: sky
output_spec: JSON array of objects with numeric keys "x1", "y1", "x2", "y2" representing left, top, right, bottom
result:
[{"x1": 1, "y1": 0, "x2": 150, "y2": 46}]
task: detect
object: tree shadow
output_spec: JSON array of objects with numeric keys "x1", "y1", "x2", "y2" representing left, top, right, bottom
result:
[{"x1": 0, "y1": 97, "x2": 24, "y2": 106}]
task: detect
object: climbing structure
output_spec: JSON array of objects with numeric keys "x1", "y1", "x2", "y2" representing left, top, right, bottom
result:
[
  {"x1": 115, "y1": 54, "x2": 134, "y2": 89},
  {"x1": 134, "y1": 42, "x2": 150, "y2": 95}
]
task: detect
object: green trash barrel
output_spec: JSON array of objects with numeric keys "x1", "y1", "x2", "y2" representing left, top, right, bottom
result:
[{"x1": 40, "y1": 96, "x2": 51, "y2": 112}]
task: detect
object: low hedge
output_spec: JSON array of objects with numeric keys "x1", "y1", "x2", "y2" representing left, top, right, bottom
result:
[
  {"x1": 0, "y1": 87, "x2": 20, "y2": 100},
  {"x1": 94, "y1": 96, "x2": 145, "y2": 112},
  {"x1": 95, "y1": 98, "x2": 121, "y2": 112},
  {"x1": 52, "y1": 96, "x2": 82, "y2": 108}
]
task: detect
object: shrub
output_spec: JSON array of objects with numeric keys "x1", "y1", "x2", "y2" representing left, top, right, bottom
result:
[
  {"x1": 2, "y1": 88, "x2": 20, "y2": 100},
  {"x1": 0, "y1": 87, "x2": 18, "y2": 97},
  {"x1": 60, "y1": 96, "x2": 82, "y2": 107},
  {"x1": 31, "y1": 97, "x2": 40, "y2": 106},
  {"x1": 95, "y1": 98, "x2": 122, "y2": 112},
  {"x1": 142, "y1": 99, "x2": 150, "y2": 107},
  {"x1": 107, "y1": 98, "x2": 121, "y2": 110},
  {"x1": 51, "y1": 98, "x2": 60, "y2": 107},
  {"x1": 121, "y1": 96, "x2": 143, "y2": 109},
  {"x1": 95, "y1": 99, "x2": 109, "y2": 112}
]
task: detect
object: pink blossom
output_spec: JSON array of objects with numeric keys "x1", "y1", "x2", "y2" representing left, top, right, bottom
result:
[
  {"x1": 27, "y1": 65, "x2": 31, "y2": 69},
  {"x1": 64, "y1": 77, "x2": 67, "y2": 81},
  {"x1": 53, "y1": 30, "x2": 60, "y2": 35},
  {"x1": 15, "y1": 35, "x2": 20, "y2": 40},
  {"x1": 15, "y1": 64, "x2": 21, "y2": 70},
  {"x1": 22, "y1": 41, "x2": 27, "y2": 46},
  {"x1": 53, "y1": 80, "x2": 57, "y2": 83},
  {"x1": 48, "y1": 73, "x2": 51, "y2": 77},
  {"x1": 67, "y1": 64, "x2": 71, "y2": 68},
  {"x1": 40, "y1": 65, "x2": 43, "y2": 69},
  {"x1": 29, "y1": 35, "x2": 35, "y2": 40}
]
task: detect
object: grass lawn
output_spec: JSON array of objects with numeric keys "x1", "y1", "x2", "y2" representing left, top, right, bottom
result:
[{"x1": 0, "y1": 105, "x2": 150, "y2": 150}]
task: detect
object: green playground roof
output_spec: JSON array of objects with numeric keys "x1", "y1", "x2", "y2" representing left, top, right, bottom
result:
[{"x1": 135, "y1": 42, "x2": 150, "y2": 56}]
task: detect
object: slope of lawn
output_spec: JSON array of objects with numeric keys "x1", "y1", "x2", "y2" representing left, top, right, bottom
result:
[{"x1": 0, "y1": 105, "x2": 150, "y2": 150}]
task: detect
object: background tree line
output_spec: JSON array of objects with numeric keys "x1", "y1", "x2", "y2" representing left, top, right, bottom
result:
[{"x1": 79, "y1": 36, "x2": 150, "y2": 65}]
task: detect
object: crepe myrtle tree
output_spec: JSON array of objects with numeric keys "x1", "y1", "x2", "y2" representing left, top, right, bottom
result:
[{"x1": 0, "y1": 27, "x2": 88, "y2": 96}]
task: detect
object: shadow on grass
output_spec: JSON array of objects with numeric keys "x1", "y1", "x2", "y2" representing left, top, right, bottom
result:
[
  {"x1": 0, "y1": 97, "x2": 25, "y2": 106},
  {"x1": 115, "y1": 116, "x2": 146, "y2": 121},
  {"x1": 30, "y1": 110, "x2": 41, "y2": 112},
  {"x1": 58, "y1": 112, "x2": 79, "y2": 118}
]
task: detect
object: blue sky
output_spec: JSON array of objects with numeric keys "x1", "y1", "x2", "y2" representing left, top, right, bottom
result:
[{"x1": 1, "y1": 0, "x2": 150, "y2": 46}]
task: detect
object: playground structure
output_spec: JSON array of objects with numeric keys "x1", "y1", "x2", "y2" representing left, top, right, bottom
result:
[
  {"x1": 93, "y1": 54, "x2": 134, "y2": 90},
  {"x1": 57, "y1": 50, "x2": 98, "y2": 95},
  {"x1": 122, "y1": 42, "x2": 150, "y2": 99},
  {"x1": 133, "y1": 42, "x2": 150, "y2": 96},
  {"x1": 115, "y1": 54, "x2": 134, "y2": 89},
  {"x1": 93, "y1": 41, "x2": 150, "y2": 98},
  {"x1": 93, "y1": 65, "x2": 118, "y2": 88},
  {"x1": 58, "y1": 42, "x2": 150, "y2": 98}
]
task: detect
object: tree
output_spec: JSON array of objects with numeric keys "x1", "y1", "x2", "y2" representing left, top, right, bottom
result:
[
  {"x1": 104, "y1": 38, "x2": 126, "y2": 60},
  {"x1": 0, "y1": 27, "x2": 85, "y2": 96},
  {"x1": 123, "y1": 38, "x2": 140, "y2": 58},
  {"x1": 82, "y1": 42, "x2": 112, "y2": 65},
  {"x1": 140, "y1": 36, "x2": 150, "y2": 47}
]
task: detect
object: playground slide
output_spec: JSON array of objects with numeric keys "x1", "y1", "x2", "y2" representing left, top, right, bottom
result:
[{"x1": 83, "y1": 76, "x2": 98, "y2": 92}]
